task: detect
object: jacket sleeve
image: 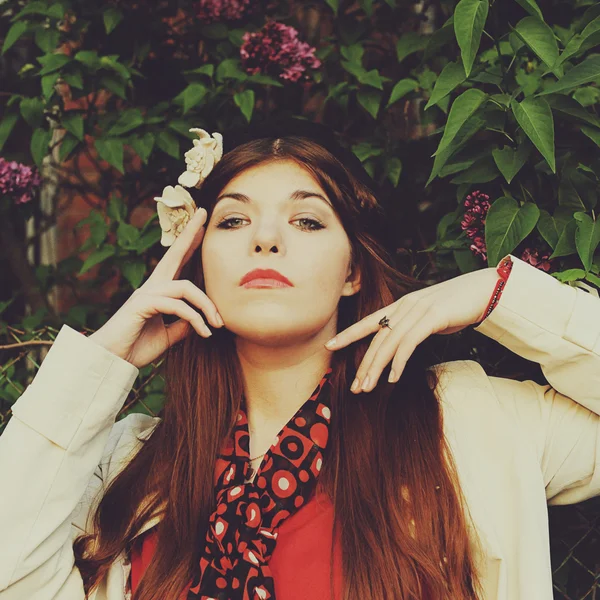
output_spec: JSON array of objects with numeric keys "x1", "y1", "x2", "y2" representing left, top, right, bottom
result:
[
  {"x1": 0, "y1": 324, "x2": 139, "y2": 599},
  {"x1": 472, "y1": 254, "x2": 600, "y2": 505}
]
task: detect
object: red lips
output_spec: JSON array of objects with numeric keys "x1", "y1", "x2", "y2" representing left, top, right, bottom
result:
[{"x1": 240, "y1": 268, "x2": 293, "y2": 286}]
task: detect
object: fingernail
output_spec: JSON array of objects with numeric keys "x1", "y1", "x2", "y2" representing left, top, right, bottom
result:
[
  {"x1": 216, "y1": 313, "x2": 224, "y2": 326},
  {"x1": 361, "y1": 375, "x2": 371, "y2": 391},
  {"x1": 350, "y1": 378, "x2": 360, "y2": 392},
  {"x1": 325, "y1": 337, "x2": 337, "y2": 348},
  {"x1": 388, "y1": 369, "x2": 396, "y2": 383}
]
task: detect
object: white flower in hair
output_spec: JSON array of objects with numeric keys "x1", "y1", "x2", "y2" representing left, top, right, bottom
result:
[
  {"x1": 177, "y1": 128, "x2": 223, "y2": 188},
  {"x1": 154, "y1": 185, "x2": 198, "y2": 247}
]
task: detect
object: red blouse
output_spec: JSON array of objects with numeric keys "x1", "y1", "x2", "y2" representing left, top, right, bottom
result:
[{"x1": 129, "y1": 489, "x2": 343, "y2": 599}]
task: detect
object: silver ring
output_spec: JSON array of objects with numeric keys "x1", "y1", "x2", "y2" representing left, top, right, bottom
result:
[{"x1": 378, "y1": 315, "x2": 392, "y2": 330}]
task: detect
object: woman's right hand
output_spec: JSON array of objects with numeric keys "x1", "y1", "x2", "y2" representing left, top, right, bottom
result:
[{"x1": 88, "y1": 207, "x2": 223, "y2": 368}]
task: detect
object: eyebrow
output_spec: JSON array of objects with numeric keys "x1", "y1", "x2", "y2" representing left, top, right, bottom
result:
[{"x1": 215, "y1": 189, "x2": 333, "y2": 209}]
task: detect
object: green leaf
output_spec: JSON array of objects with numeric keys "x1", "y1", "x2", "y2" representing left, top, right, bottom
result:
[
  {"x1": 325, "y1": 0, "x2": 339, "y2": 14},
  {"x1": 183, "y1": 64, "x2": 215, "y2": 77},
  {"x1": 37, "y1": 53, "x2": 70, "y2": 75},
  {"x1": 103, "y1": 7, "x2": 123, "y2": 34},
  {"x1": 427, "y1": 113, "x2": 486, "y2": 185},
  {"x1": 424, "y1": 61, "x2": 466, "y2": 110},
  {"x1": 30, "y1": 128, "x2": 51, "y2": 168},
  {"x1": 386, "y1": 156, "x2": 402, "y2": 186},
  {"x1": 396, "y1": 32, "x2": 427, "y2": 63},
  {"x1": 78, "y1": 245, "x2": 116, "y2": 275},
  {"x1": 19, "y1": 97, "x2": 44, "y2": 129},
  {"x1": 122, "y1": 258, "x2": 146, "y2": 289},
  {"x1": 216, "y1": 58, "x2": 247, "y2": 82},
  {"x1": 454, "y1": 0, "x2": 489, "y2": 78},
  {"x1": 554, "y1": 16, "x2": 600, "y2": 67},
  {"x1": 130, "y1": 132, "x2": 155, "y2": 164},
  {"x1": 514, "y1": 17, "x2": 559, "y2": 72},
  {"x1": 424, "y1": 15, "x2": 456, "y2": 62},
  {"x1": 538, "y1": 56, "x2": 600, "y2": 96},
  {"x1": 2, "y1": 21, "x2": 29, "y2": 54},
  {"x1": 574, "y1": 212, "x2": 600, "y2": 271},
  {"x1": 41, "y1": 72, "x2": 60, "y2": 100},
  {"x1": 433, "y1": 89, "x2": 487, "y2": 158},
  {"x1": 552, "y1": 268, "x2": 586, "y2": 283},
  {"x1": 107, "y1": 194, "x2": 126, "y2": 222},
  {"x1": 0, "y1": 111, "x2": 19, "y2": 152},
  {"x1": 234, "y1": 89, "x2": 254, "y2": 122},
  {"x1": 492, "y1": 139, "x2": 532, "y2": 183},
  {"x1": 340, "y1": 44, "x2": 364, "y2": 64},
  {"x1": 558, "y1": 168, "x2": 596, "y2": 212},
  {"x1": 34, "y1": 27, "x2": 59, "y2": 53},
  {"x1": 74, "y1": 50, "x2": 101, "y2": 71},
  {"x1": 351, "y1": 142, "x2": 383, "y2": 162},
  {"x1": 450, "y1": 156, "x2": 500, "y2": 184},
  {"x1": 514, "y1": 0, "x2": 543, "y2": 19},
  {"x1": 117, "y1": 221, "x2": 141, "y2": 249},
  {"x1": 87, "y1": 211, "x2": 109, "y2": 247},
  {"x1": 387, "y1": 78, "x2": 419, "y2": 108},
  {"x1": 62, "y1": 112, "x2": 84, "y2": 141},
  {"x1": 545, "y1": 93, "x2": 600, "y2": 128},
  {"x1": 357, "y1": 89, "x2": 382, "y2": 119},
  {"x1": 58, "y1": 132, "x2": 80, "y2": 162},
  {"x1": 246, "y1": 73, "x2": 284, "y2": 87},
  {"x1": 107, "y1": 109, "x2": 144, "y2": 136},
  {"x1": 134, "y1": 228, "x2": 161, "y2": 254},
  {"x1": 95, "y1": 138, "x2": 125, "y2": 173},
  {"x1": 581, "y1": 125, "x2": 600, "y2": 147},
  {"x1": 484, "y1": 197, "x2": 540, "y2": 266},
  {"x1": 550, "y1": 218, "x2": 577, "y2": 259},
  {"x1": 537, "y1": 209, "x2": 561, "y2": 248},
  {"x1": 182, "y1": 83, "x2": 208, "y2": 114},
  {"x1": 100, "y1": 74, "x2": 127, "y2": 99},
  {"x1": 155, "y1": 131, "x2": 180, "y2": 159},
  {"x1": 62, "y1": 71, "x2": 84, "y2": 89},
  {"x1": 511, "y1": 96, "x2": 555, "y2": 172}
]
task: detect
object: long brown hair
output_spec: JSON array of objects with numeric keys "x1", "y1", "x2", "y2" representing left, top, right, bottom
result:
[{"x1": 74, "y1": 136, "x2": 484, "y2": 600}]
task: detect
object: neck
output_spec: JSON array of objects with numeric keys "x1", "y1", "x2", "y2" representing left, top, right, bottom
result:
[{"x1": 234, "y1": 327, "x2": 334, "y2": 453}]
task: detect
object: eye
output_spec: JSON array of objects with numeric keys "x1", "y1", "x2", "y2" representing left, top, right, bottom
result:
[{"x1": 216, "y1": 217, "x2": 325, "y2": 231}]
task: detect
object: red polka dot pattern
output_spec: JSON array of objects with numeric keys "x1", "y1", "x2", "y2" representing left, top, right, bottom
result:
[{"x1": 183, "y1": 366, "x2": 334, "y2": 599}]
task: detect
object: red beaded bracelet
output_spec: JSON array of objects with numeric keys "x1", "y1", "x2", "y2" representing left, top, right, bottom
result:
[{"x1": 481, "y1": 256, "x2": 513, "y2": 321}]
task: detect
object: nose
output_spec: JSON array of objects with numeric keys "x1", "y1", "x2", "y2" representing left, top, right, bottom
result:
[{"x1": 251, "y1": 219, "x2": 283, "y2": 254}]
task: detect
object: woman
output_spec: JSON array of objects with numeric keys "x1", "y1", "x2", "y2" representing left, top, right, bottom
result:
[{"x1": 0, "y1": 118, "x2": 598, "y2": 600}]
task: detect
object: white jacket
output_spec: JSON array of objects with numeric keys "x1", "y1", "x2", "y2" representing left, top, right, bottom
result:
[{"x1": 1, "y1": 253, "x2": 599, "y2": 600}]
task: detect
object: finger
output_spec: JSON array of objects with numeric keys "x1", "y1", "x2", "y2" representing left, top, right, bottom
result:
[
  {"x1": 135, "y1": 293, "x2": 213, "y2": 338},
  {"x1": 324, "y1": 304, "x2": 396, "y2": 351},
  {"x1": 159, "y1": 279, "x2": 223, "y2": 328},
  {"x1": 361, "y1": 305, "x2": 435, "y2": 393},
  {"x1": 148, "y1": 208, "x2": 208, "y2": 283},
  {"x1": 165, "y1": 318, "x2": 194, "y2": 345},
  {"x1": 352, "y1": 299, "x2": 428, "y2": 393}
]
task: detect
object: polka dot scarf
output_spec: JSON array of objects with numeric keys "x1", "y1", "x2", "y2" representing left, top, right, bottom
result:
[{"x1": 185, "y1": 366, "x2": 334, "y2": 600}]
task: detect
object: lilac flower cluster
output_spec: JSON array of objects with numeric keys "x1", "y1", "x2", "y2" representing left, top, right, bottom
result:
[
  {"x1": 240, "y1": 21, "x2": 321, "y2": 83},
  {"x1": 194, "y1": 0, "x2": 254, "y2": 23},
  {"x1": 460, "y1": 190, "x2": 491, "y2": 262},
  {"x1": 0, "y1": 157, "x2": 42, "y2": 205},
  {"x1": 520, "y1": 247, "x2": 553, "y2": 272}
]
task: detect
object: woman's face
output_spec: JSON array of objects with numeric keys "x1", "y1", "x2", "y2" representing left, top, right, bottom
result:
[{"x1": 201, "y1": 159, "x2": 361, "y2": 346}]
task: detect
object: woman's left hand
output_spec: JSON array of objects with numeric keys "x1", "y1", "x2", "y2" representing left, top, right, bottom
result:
[{"x1": 324, "y1": 266, "x2": 500, "y2": 393}]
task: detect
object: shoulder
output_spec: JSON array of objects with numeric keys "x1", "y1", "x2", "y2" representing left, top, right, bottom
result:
[{"x1": 427, "y1": 359, "x2": 492, "y2": 393}]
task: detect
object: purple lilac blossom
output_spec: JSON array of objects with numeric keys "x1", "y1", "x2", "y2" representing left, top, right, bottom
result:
[
  {"x1": 240, "y1": 21, "x2": 321, "y2": 83},
  {"x1": 194, "y1": 0, "x2": 254, "y2": 22},
  {"x1": 460, "y1": 190, "x2": 491, "y2": 262},
  {"x1": 0, "y1": 158, "x2": 42, "y2": 205}
]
